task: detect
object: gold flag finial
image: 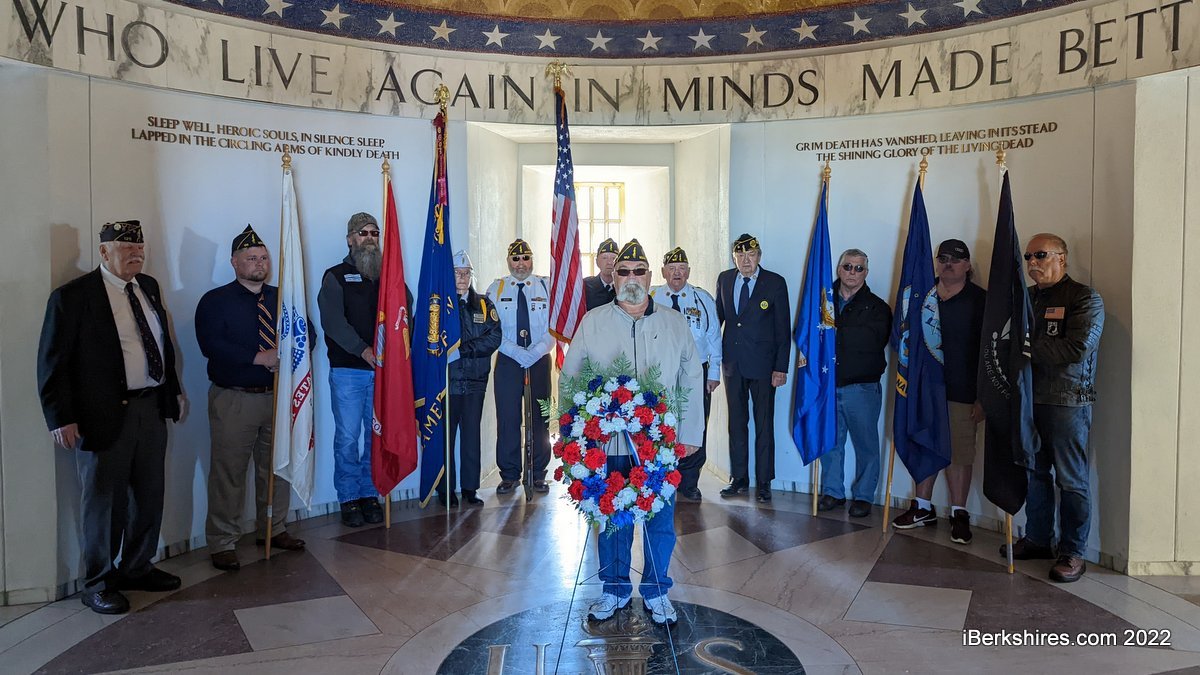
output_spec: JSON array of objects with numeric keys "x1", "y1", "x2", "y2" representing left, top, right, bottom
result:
[
  {"x1": 545, "y1": 61, "x2": 570, "y2": 88},
  {"x1": 995, "y1": 146, "x2": 1007, "y2": 169},
  {"x1": 434, "y1": 83, "x2": 450, "y2": 112},
  {"x1": 822, "y1": 160, "x2": 831, "y2": 182},
  {"x1": 918, "y1": 155, "x2": 928, "y2": 189},
  {"x1": 282, "y1": 152, "x2": 292, "y2": 171},
  {"x1": 382, "y1": 158, "x2": 390, "y2": 174}
]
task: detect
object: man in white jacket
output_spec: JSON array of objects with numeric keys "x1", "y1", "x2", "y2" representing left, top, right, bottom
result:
[{"x1": 561, "y1": 239, "x2": 704, "y2": 626}]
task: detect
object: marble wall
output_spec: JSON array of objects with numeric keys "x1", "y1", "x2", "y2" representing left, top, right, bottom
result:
[{"x1": 2, "y1": 0, "x2": 1198, "y2": 125}]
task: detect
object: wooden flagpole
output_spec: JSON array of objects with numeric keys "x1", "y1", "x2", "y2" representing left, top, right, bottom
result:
[
  {"x1": 264, "y1": 152, "x2": 292, "y2": 560},
  {"x1": 812, "y1": 161, "x2": 831, "y2": 518},
  {"x1": 883, "y1": 156, "x2": 928, "y2": 533},
  {"x1": 995, "y1": 146, "x2": 1015, "y2": 574},
  {"x1": 382, "y1": 158, "x2": 392, "y2": 530}
]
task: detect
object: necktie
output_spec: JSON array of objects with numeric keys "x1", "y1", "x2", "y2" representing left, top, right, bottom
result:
[
  {"x1": 257, "y1": 292, "x2": 276, "y2": 353},
  {"x1": 124, "y1": 282, "x2": 164, "y2": 382},
  {"x1": 738, "y1": 276, "x2": 751, "y2": 316},
  {"x1": 671, "y1": 293, "x2": 681, "y2": 312},
  {"x1": 516, "y1": 282, "x2": 531, "y2": 348}
]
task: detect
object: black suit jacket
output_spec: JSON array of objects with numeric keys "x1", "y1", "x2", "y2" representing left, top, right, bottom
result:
[
  {"x1": 38, "y1": 268, "x2": 182, "y2": 452},
  {"x1": 582, "y1": 275, "x2": 615, "y2": 310},
  {"x1": 715, "y1": 266, "x2": 792, "y2": 380}
]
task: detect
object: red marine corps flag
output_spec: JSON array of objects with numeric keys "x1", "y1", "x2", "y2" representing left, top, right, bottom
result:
[
  {"x1": 371, "y1": 161, "x2": 419, "y2": 496},
  {"x1": 548, "y1": 77, "x2": 586, "y2": 361}
]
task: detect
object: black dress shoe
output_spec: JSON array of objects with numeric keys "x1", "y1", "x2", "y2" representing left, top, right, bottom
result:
[
  {"x1": 756, "y1": 488, "x2": 772, "y2": 503},
  {"x1": 462, "y1": 491, "x2": 484, "y2": 506},
  {"x1": 119, "y1": 567, "x2": 182, "y2": 592},
  {"x1": 817, "y1": 495, "x2": 846, "y2": 512},
  {"x1": 848, "y1": 500, "x2": 872, "y2": 518},
  {"x1": 436, "y1": 491, "x2": 460, "y2": 507},
  {"x1": 678, "y1": 487, "x2": 703, "y2": 502},
  {"x1": 81, "y1": 590, "x2": 129, "y2": 615},
  {"x1": 359, "y1": 497, "x2": 385, "y2": 524},
  {"x1": 497, "y1": 480, "x2": 518, "y2": 495},
  {"x1": 719, "y1": 481, "x2": 749, "y2": 498},
  {"x1": 533, "y1": 480, "x2": 550, "y2": 493}
]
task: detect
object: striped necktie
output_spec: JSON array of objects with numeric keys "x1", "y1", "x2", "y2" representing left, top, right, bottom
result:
[{"x1": 257, "y1": 292, "x2": 276, "y2": 352}]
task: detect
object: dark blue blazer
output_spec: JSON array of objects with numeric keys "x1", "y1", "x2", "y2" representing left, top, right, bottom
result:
[{"x1": 715, "y1": 266, "x2": 792, "y2": 380}]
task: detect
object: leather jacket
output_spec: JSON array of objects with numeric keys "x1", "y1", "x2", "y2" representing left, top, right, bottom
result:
[{"x1": 1029, "y1": 275, "x2": 1104, "y2": 406}]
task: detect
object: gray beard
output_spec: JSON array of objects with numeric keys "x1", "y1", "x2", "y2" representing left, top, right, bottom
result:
[
  {"x1": 351, "y1": 244, "x2": 382, "y2": 281},
  {"x1": 617, "y1": 280, "x2": 647, "y2": 304}
]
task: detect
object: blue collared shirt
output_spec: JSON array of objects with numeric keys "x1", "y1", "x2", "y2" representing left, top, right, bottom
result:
[{"x1": 195, "y1": 280, "x2": 279, "y2": 388}]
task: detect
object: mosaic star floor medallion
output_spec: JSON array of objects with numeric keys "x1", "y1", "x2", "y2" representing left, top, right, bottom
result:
[{"x1": 438, "y1": 599, "x2": 805, "y2": 673}]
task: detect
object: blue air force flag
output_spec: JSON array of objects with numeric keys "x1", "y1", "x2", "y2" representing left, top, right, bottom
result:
[{"x1": 790, "y1": 179, "x2": 837, "y2": 465}]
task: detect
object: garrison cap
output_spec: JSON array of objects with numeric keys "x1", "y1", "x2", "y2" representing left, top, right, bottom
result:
[
  {"x1": 99, "y1": 220, "x2": 143, "y2": 244},
  {"x1": 232, "y1": 224, "x2": 265, "y2": 254},
  {"x1": 732, "y1": 233, "x2": 760, "y2": 253}
]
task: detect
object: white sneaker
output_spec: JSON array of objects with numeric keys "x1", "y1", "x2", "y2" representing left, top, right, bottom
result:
[
  {"x1": 643, "y1": 594, "x2": 678, "y2": 625},
  {"x1": 588, "y1": 593, "x2": 631, "y2": 621}
]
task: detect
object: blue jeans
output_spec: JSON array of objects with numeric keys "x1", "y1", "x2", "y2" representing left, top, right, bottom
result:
[
  {"x1": 597, "y1": 456, "x2": 675, "y2": 600},
  {"x1": 820, "y1": 382, "x2": 882, "y2": 502},
  {"x1": 329, "y1": 367, "x2": 377, "y2": 503},
  {"x1": 1025, "y1": 404, "x2": 1093, "y2": 557}
]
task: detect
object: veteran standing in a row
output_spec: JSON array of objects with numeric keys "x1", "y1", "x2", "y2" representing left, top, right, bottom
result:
[
  {"x1": 564, "y1": 239, "x2": 704, "y2": 626},
  {"x1": 651, "y1": 246, "x2": 721, "y2": 501},
  {"x1": 488, "y1": 239, "x2": 554, "y2": 494},
  {"x1": 38, "y1": 220, "x2": 183, "y2": 614},
  {"x1": 195, "y1": 226, "x2": 306, "y2": 572}
]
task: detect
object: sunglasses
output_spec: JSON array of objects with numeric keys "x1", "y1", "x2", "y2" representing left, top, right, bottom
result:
[
  {"x1": 616, "y1": 268, "x2": 649, "y2": 277},
  {"x1": 840, "y1": 263, "x2": 866, "y2": 273},
  {"x1": 937, "y1": 255, "x2": 964, "y2": 264},
  {"x1": 1023, "y1": 251, "x2": 1063, "y2": 261},
  {"x1": 510, "y1": 255, "x2": 531, "y2": 262},
  {"x1": 356, "y1": 229, "x2": 380, "y2": 238}
]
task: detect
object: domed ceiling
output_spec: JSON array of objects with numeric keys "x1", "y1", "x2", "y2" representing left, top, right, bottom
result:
[{"x1": 168, "y1": 0, "x2": 1082, "y2": 58}]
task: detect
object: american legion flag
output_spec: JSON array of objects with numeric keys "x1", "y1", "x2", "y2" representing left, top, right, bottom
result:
[
  {"x1": 548, "y1": 84, "x2": 586, "y2": 351},
  {"x1": 412, "y1": 109, "x2": 462, "y2": 505},
  {"x1": 273, "y1": 160, "x2": 315, "y2": 507}
]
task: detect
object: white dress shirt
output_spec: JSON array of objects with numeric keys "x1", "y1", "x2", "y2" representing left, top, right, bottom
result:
[
  {"x1": 99, "y1": 264, "x2": 164, "y2": 389},
  {"x1": 651, "y1": 282, "x2": 722, "y2": 381},
  {"x1": 486, "y1": 274, "x2": 554, "y2": 368}
]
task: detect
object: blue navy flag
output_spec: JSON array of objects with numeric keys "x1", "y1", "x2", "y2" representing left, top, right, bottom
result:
[
  {"x1": 413, "y1": 111, "x2": 463, "y2": 505},
  {"x1": 978, "y1": 171, "x2": 1040, "y2": 515},
  {"x1": 891, "y1": 181, "x2": 952, "y2": 484},
  {"x1": 790, "y1": 179, "x2": 837, "y2": 465}
]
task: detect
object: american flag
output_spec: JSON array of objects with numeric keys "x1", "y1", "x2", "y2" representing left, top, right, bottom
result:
[{"x1": 548, "y1": 86, "x2": 586, "y2": 348}]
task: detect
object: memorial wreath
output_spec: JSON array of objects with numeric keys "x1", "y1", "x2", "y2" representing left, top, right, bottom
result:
[{"x1": 545, "y1": 356, "x2": 689, "y2": 534}]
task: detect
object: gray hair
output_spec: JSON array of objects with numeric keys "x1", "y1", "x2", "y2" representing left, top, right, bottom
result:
[{"x1": 838, "y1": 248, "x2": 869, "y2": 267}]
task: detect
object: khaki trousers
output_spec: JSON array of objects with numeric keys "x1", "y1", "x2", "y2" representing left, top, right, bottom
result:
[{"x1": 206, "y1": 385, "x2": 290, "y2": 551}]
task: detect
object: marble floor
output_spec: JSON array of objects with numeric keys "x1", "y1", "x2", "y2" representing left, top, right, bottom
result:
[{"x1": 6, "y1": 473, "x2": 1200, "y2": 675}]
